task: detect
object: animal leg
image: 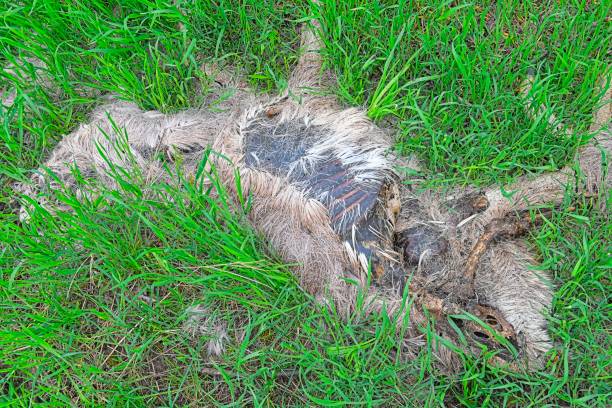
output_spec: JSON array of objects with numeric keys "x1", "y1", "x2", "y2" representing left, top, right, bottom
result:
[
  {"x1": 288, "y1": 1, "x2": 325, "y2": 94},
  {"x1": 482, "y1": 75, "x2": 610, "y2": 221},
  {"x1": 465, "y1": 75, "x2": 610, "y2": 300},
  {"x1": 474, "y1": 241, "x2": 553, "y2": 367},
  {"x1": 451, "y1": 75, "x2": 609, "y2": 366}
]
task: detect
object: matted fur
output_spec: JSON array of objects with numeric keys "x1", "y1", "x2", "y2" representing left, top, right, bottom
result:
[{"x1": 6, "y1": 14, "x2": 610, "y2": 370}]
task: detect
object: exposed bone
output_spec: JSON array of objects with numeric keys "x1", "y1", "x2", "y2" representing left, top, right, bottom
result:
[
  {"x1": 472, "y1": 304, "x2": 516, "y2": 340},
  {"x1": 397, "y1": 225, "x2": 449, "y2": 265},
  {"x1": 406, "y1": 276, "x2": 519, "y2": 363},
  {"x1": 462, "y1": 206, "x2": 570, "y2": 297}
]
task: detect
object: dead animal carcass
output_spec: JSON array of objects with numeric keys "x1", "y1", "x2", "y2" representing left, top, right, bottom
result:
[{"x1": 6, "y1": 19, "x2": 610, "y2": 371}]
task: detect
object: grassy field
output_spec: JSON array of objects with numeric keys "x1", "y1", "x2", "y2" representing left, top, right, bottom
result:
[{"x1": 0, "y1": 0, "x2": 610, "y2": 406}]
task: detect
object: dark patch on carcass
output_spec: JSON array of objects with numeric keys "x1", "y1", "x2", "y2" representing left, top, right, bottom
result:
[
  {"x1": 243, "y1": 118, "x2": 384, "y2": 235},
  {"x1": 309, "y1": 159, "x2": 382, "y2": 235},
  {"x1": 136, "y1": 145, "x2": 158, "y2": 160},
  {"x1": 243, "y1": 120, "x2": 320, "y2": 179},
  {"x1": 243, "y1": 116, "x2": 397, "y2": 284},
  {"x1": 396, "y1": 225, "x2": 449, "y2": 265},
  {"x1": 444, "y1": 192, "x2": 489, "y2": 223}
]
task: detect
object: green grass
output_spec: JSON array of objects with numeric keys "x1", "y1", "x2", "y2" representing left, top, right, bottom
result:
[
  {"x1": 317, "y1": 0, "x2": 609, "y2": 186},
  {"x1": 0, "y1": 0, "x2": 610, "y2": 406}
]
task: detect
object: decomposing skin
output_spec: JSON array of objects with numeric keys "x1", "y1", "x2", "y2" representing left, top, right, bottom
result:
[{"x1": 5, "y1": 13, "x2": 610, "y2": 370}]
